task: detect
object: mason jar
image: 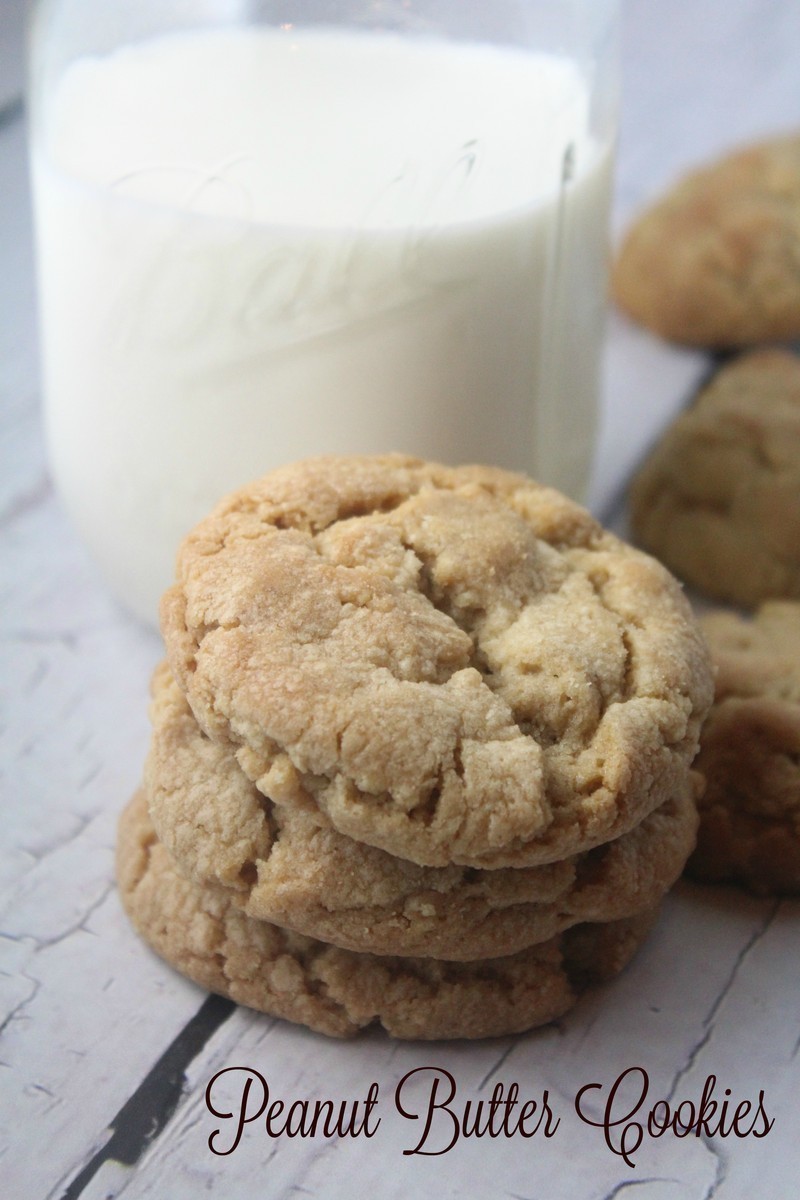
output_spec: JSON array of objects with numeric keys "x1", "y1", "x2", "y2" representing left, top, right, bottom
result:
[{"x1": 29, "y1": 0, "x2": 619, "y2": 624}]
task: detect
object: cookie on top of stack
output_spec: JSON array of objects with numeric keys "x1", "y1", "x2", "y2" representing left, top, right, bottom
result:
[{"x1": 118, "y1": 455, "x2": 713, "y2": 1039}]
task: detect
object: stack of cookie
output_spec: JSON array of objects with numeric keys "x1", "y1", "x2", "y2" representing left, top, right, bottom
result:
[
  {"x1": 615, "y1": 132, "x2": 800, "y2": 610},
  {"x1": 118, "y1": 456, "x2": 713, "y2": 1039},
  {"x1": 611, "y1": 133, "x2": 800, "y2": 897}
]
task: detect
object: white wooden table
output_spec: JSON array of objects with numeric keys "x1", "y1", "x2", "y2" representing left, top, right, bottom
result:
[{"x1": 2, "y1": 2, "x2": 799, "y2": 1196}]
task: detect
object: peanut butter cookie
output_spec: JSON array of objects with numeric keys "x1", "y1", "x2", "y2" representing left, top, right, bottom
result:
[
  {"x1": 160, "y1": 455, "x2": 712, "y2": 869},
  {"x1": 613, "y1": 133, "x2": 800, "y2": 346},
  {"x1": 687, "y1": 601, "x2": 800, "y2": 895},
  {"x1": 159, "y1": 453, "x2": 710, "y2": 868},
  {"x1": 145, "y1": 663, "x2": 699, "y2": 960},
  {"x1": 629, "y1": 349, "x2": 800, "y2": 608},
  {"x1": 118, "y1": 789, "x2": 659, "y2": 1041}
]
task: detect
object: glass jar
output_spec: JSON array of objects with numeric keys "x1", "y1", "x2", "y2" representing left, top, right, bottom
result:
[{"x1": 29, "y1": 0, "x2": 619, "y2": 624}]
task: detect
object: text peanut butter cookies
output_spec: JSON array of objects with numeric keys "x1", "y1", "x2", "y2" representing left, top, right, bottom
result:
[
  {"x1": 119, "y1": 455, "x2": 714, "y2": 1039},
  {"x1": 612, "y1": 133, "x2": 800, "y2": 347}
]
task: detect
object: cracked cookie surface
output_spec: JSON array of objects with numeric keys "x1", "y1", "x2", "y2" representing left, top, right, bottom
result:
[
  {"x1": 145, "y1": 663, "x2": 699, "y2": 960},
  {"x1": 612, "y1": 133, "x2": 800, "y2": 346},
  {"x1": 687, "y1": 602, "x2": 800, "y2": 895},
  {"x1": 118, "y1": 789, "x2": 659, "y2": 1040},
  {"x1": 161, "y1": 455, "x2": 712, "y2": 868},
  {"x1": 629, "y1": 350, "x2": 800, "y2": 608}
]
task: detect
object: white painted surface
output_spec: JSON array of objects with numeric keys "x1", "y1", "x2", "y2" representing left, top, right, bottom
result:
[{"x1": 2, "y1": 3, "x2": 800, "y2": 1198}]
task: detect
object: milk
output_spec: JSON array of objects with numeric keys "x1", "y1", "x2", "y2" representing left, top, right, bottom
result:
[{"x1": 32, "y1": 27, "x2": 613, "y2": 623}]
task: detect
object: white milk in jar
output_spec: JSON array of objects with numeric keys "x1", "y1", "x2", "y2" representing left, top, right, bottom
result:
[{"x1": 33, "y1": 27, "x2": 613, "y2": 623}]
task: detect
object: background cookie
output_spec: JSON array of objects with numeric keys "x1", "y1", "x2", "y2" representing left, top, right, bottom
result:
[
  {"x1": 612, "y1": 133, "x2": 800, "y2": 346},
  {"x1": 629, "y1": 349, "x2": 800, "y2": 608},
  {"x1": 686, "y1": 602, "x2": 800, "y2": 894},
  {"x1": 146, "y1": 664, "x2": 699, "y2": 960},
  {"x1": 118, "y1": 789, "x2": 659, "y2": 1041},
  {"x1": 161, "y1": 455, "x2": 712, "y2": 869}
]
